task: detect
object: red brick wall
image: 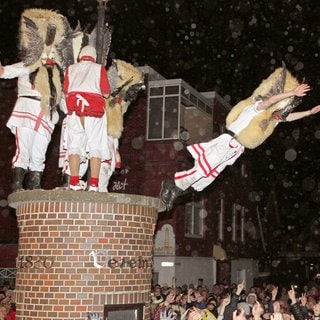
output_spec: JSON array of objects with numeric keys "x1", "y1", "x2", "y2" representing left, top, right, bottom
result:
[{"x1": 9, "y1": 190, "x2": 159, "y2": 320}]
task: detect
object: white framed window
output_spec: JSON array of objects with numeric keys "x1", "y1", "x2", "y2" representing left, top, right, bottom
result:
[
  {"x1": 147, "y1": 84, "x2": 181, "y2": 140},
  {"x1": 185, "y1": 199, "x2": 205, "y2": 238},
  {"x1": 146, "y1": 79, "x2": 213, "y2": 141}
]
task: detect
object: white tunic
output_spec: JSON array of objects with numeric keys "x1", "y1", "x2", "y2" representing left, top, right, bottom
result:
[{"x1": 1, "y1": 62, "x2": 58, "y2": 171}]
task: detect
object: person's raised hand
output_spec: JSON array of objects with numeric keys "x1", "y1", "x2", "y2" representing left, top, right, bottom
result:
[
  {"x1": 293, "y1": 83, "x2": 310, "y2": 97},
  {"x1": 271, "y1": 312, "x2": 283, "y2": 320},
  {"x1": 187, "y1": 307, "x2": 202, "y2": 320},
  {"x1": 310, "y1": 105, "x2": 320, "y2": 115}
]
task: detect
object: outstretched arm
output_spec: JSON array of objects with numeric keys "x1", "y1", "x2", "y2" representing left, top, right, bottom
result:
[
  {"x1": 286, "y1": 105, "x2": 320, "y2": 122},
  {"x1": 257, "y1": 83, "x2": 310, "y2": 111},
  {"x1": 0, "y1": 62, "x2": 4, "y2": 77}
]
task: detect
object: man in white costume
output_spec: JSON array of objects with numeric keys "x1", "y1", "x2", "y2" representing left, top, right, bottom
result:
[
  {"x1": 160, "y1": 83, "x2": 320, "y2": 211},
  {"x1": 63, "y1": 45, "x2": 111, "y2": 191},
  {"x1": 0, "y1": 61, "x2": 59, "y2": 191}
]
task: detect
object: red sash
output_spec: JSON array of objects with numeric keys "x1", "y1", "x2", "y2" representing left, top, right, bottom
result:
[{"x1": 67, "y1": 92, "x2": 105, "y2": 117}]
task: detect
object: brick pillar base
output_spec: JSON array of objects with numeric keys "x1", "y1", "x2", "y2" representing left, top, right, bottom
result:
[{"x1": 8, "y1": 190, "x2": 163, "y2": 320}]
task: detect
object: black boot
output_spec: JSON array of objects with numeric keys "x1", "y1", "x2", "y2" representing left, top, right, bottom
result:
[
  {"x1": 160, "y1": 179, "x2": 184, "y2": 211},
  {"x1": 26, "y1": 171, "x2": 43, "y2": 190},
  {"x1": 160, "y1": 179, "x2": 174, "y2": 206},
  {"x1": 12, "y1": 167, "x2": 27, "y2": 192}
]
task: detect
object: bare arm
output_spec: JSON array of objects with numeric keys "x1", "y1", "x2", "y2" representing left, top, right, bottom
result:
[
  {"x1": 286, "y1": 105, "x2": 320, "y2": 122},
  {"x1": 257, "y1": 83, "x2": 311, "y2": 111},
  {"x1": 0, "y1": 62, "x2": 3, "y2": 77}
]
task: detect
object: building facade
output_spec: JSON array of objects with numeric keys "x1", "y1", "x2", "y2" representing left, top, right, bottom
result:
[{"x1": 0, "y1": 66, "x2": 263, "y2": 289}]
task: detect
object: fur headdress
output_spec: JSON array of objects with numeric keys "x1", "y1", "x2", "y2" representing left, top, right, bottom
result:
[
  {"x1": 18, "y1": 9, "x2": 70, "y2": 116},
  {"x1": 106, "y1": 59, "x2": 145, "y2": 138},
  {"x1": 19, "y1": 8, "x2": 69, "y2": 68},
  {"x1": 226, "y1": 63, "x2": 300, "y2": 149}
]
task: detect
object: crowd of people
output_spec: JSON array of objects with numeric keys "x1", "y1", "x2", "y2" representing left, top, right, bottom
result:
[
  {"x1": 0, "y1": 281, "x2": 15, "y2": 320},
  {"x1": 151, "y1": 279, "x2": 320, "y2": 320},
  {"x1": 2, "y1": 277, "x2": 320, "y2": 320}
]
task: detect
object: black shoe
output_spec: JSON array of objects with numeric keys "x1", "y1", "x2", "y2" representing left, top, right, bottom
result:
[
  {"x1": 26, "y1": 171, "x2": 43, "y2": 190},
  {"x1": 167, "y1": 184, "x2": 184, "y2": 211},
  {"x1": 160, "y1": 178, "x2": 183, "y2": 211},
  {"x1": 12, "y1": 167, "x2": 27, "y2": 192},
  {"x1": 160, "y1": 179, "x2": 174, "y2": 206}
]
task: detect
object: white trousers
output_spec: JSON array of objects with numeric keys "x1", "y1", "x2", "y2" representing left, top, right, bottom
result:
[
  {"x1": 12, "y1": 126, "x2": 51, "y2": 171},
  {"x1": 66, "y1": 113, "x2": 111, "y2": 161},
  {"x1": 174, "y1": 134, "x2": 245, "y2": 191}
]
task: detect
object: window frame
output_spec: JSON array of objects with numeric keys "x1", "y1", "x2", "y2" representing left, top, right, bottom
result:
[{"x1": 184, "y1": 198, "x2": 205, "y2": 239}]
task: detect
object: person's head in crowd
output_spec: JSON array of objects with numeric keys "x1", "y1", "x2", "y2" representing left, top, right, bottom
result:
[
  {"x1": 246, "y1": 293, "x2": 257, "y2": 306},
  {"x1": 194, "y1": 290, "x2": 204, "y2": 303},
  {"x1": 313, "y1": 303, "x2": 320, "y2": 317},
  {"x1": 179, "y1": 293, "x2": 188, "y2": 307},
  {"x1": 6, "y1": 290, "x2": 15, "y2": 304},
  {"x1": 161, "y1": 283, "x2": 170, "y2": 296},
  {"x1": 212, "y1": 284, "x2": 222, "y2": 297},
  {"x1": 206, "y1": 297, "x2": 217, "y2": 312},
  {"x1": 231, "y1": 283, "x2": 238, "y2": 294},
  {"x1": 310, "y1": 286, "x2": 320, "y2": 299},
  {"x1": 256, "y1": 287, "x2": 262, "y2": 296},
  {"x1": 175, "y1": 290, "x2": 182, "y2": 304},
  {"x1": 197, "y1": 285, "x2": 203, "y2": 294},
  {"x1": 154, "y1": 283, "x2": 161, "y2": 290},
  {"x1": 201, "y1": 287, "x2": 209, "y2": 302},
  {"x1": 181, "y1": 284, "x2": 188, "y2": 293},
  {"x1": 237, "y1": 302, "x2": 251, "y2": 317},
  {"x1": 248, "y1": 286, "x2": 257, "y2": 294},
  {"x1": 153, "y1": 284, "x2": 162, "y2": 297},
  {"x1": 189, "y1": 283, "x2": 195, "y2": 290},
  {"x1": 280, "y1": 287, "x2": 289, "y2": 299},
  {"x1": 0, "y1": 292, "x2": 6, "y2": 302},
  {"x1": 198, "y1": 278, "x2": 204, "y2": 286},
  {"x1": 308, "y1": 295, "x2": 317, "y2": 309},
  {"x1": 164, "y1": 289, "x2": 177, "y2": 305},
  {"x1": 278, "y1": 299, "x2": 289, "y2": 314},
  {"x1": 1, "y1": 284, "x2": 9, "y2": 294},
  {"x1": 188, "y1": 289, "x2": 197, "y2": 304}
]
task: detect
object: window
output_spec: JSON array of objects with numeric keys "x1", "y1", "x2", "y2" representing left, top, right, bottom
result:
[
  {"x1": 185, "y1": 199, "x2": 205, "y2": 238},
  {"x1": 147, "y1": 85, "x2": 181, "y2": 140},
  {"x1": 147, "y1": 79, "x2": 213, "y2": 140}
]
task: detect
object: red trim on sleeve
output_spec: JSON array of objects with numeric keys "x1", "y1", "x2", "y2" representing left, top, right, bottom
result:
[{"x1": 100, "y1": 66, "x2": 110, "y2": 96}]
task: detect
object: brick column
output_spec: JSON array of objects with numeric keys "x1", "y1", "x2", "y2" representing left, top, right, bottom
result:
[{"x1": 8, "y1": 190, "x2": 163, "y2": 320}]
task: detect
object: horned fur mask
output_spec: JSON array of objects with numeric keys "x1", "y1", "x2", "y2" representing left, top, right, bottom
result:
[
  {"x1": 226, "y1": 63, "x2": 301, "y2": 149},
  {"x1": 18, "y1": 8, "x2": 70, "y2": 116}
]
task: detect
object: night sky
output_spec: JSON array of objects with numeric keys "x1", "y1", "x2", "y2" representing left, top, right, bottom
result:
[{"x1": 0, "y1": 0, "x2": 320, "y2": 249}]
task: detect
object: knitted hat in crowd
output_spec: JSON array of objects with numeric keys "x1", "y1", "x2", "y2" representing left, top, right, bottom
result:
[
  {"x1": 79, "y1": 45, "x2": 97, "y2": 61},
  {"x1": 237, "y1": 302, "x2": 251, "y2": 316},
  {"x1": 246, "y1": 293, "x2": 257, "y2": 303}
]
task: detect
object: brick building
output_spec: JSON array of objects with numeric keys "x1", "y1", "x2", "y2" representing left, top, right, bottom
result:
[{"x1": 0, "y1": 66, "x2": 263, "y2": 288}]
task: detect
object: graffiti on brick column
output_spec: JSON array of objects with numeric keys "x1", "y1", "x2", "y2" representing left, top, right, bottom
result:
[
  {"x1": 111, "y1": 168, "x2": 129, "y2": 191},
  {"x1": 89, "y1": 250, "x2": 152, "y2": 269},
  {"x1": 17, "y1": 256, "x2": 55, "y2": 269}
]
